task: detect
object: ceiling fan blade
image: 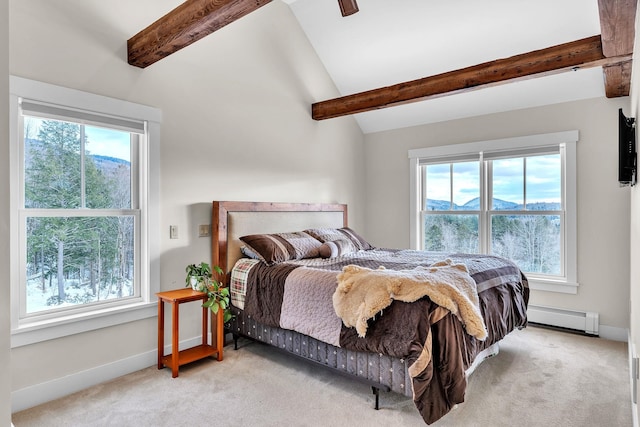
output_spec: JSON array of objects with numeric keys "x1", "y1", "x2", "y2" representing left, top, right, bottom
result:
[{"x1": 338, "y1": 0, "x2": 359, "y2": 17}]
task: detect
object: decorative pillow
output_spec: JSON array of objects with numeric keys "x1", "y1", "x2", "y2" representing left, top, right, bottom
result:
[
  {"x1": 240, "y1": 245, "x2": 264, "y2": 261},
  {"x1": 304, "y1": 227, "x2": 374, "y2": 251},
  {"x1": 318, "y1": 239, "x2": 358, "y2": 258},
  {"x1": 239, "y1": 231, "x2": 322, "y2": 265}
]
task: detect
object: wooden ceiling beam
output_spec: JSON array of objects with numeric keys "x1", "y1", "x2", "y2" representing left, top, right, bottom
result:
[
  {"x1": 597, "y1": 0, "x2": 636, "y2": 97},
  {"x1": 128, "y1": 1, "x2": 634, "y2": 114},
  {"x1": 127, "y1": 0, "x2": 273, "y2": 68},
  {"x1": 312, "y1": 35, "x2": 630, "y2": 121},
  {"x1": 603, "y1": 60, "x2": 633, "y2": 97},
  {"x1": 598, "y1": 0, "x2": 636, "y2": 57}
]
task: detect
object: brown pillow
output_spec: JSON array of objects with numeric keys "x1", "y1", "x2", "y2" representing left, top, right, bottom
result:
[
  {"x1": 239, "y1": 231, "x2": 322, "y2": 265},
  {"x1": 304, "y1": 227, "x2": 374, "y2": 251}
]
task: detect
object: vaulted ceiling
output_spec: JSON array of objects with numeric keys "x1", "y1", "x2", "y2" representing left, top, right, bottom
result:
[{"x1": 128, "y1": 0, "x2": 636, "y2": 133}]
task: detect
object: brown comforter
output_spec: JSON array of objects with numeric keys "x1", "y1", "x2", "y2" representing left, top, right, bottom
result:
[{"x1": 242, "y1": 249, "x2": 529, "y2": 424}]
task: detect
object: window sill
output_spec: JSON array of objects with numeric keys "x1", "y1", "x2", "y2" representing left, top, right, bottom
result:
[
  {"x1": 527, "y1": 277, "x2": 578, "y2": 294},
  {"x1": 11, "y1": 301, "x2": 157, "y2": 348}
]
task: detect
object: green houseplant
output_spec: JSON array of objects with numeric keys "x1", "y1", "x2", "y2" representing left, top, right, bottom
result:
[
  {"x1": 185, "y1": 261, "x2": 211, "y2": 291},
  {"x1": 185, "y1": 262, "x2": 232, "y2": 323}
]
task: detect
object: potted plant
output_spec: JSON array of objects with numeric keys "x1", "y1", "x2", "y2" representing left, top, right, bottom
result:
[
  {"x1": 185, "y1": 261, "x2": 211, "y2": 291},
  {"x1": 185, "y1": 262, "x2": 232, "y2": 323}
]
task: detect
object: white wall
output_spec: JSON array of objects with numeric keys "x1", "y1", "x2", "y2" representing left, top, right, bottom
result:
[
  {"x1": 1, "y1": 0, "x2": 11, "y2": 424},
  {"x1": 364, "y1": 97, "x2": 631, "y2": 332},
  {"x1": 9, "y1": 0, "x2": 365, "y2": 409}
]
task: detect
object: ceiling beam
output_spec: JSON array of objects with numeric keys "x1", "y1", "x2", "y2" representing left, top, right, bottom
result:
[
  {"x1": 603, "y1": 60, "x2": 632, "y2": 97},
  {"x1": 598, "y1": 0, "x2": 635, "y2": 56},
  {"x1": 597, "y1": 0, "x2": 636, "y2": 97},
  {"x1": 312, "y1": 35, "x2": 630, "y2": 121},
  {"x1": 128, "y1": 0, "x2": 273, "y2": 68}
]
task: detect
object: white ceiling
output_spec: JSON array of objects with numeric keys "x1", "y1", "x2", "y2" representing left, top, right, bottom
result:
[{"x1": 283, "y1": 0, "x2": 605, "y2": 133}]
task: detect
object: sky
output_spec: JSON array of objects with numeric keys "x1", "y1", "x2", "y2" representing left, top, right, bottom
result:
[
  {"x1": 85, "y1": 126, "x2": 131, "y2": 161},
  {"x1": 426, "y1": 154, "x2": 561, "y2": 206},
  {"x1": 26, "y1": 117, "x2": 132, "y2": 162}
]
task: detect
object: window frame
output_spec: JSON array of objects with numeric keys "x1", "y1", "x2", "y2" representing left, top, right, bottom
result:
[
  {"x1": 9, "y1": 76, "x2": 162, "y2": 347},
  {"x1": 409, "y1": 131, "x2": 578, "y2": 294}
]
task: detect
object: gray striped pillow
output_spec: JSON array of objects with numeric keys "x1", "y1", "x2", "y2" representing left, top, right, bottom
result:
[
  {"x1": 304, "y1": 227, "x2": 374, "y2": 251},
  {"x1": 318, "y1": 239, "x2": 357, "y2": 258}
]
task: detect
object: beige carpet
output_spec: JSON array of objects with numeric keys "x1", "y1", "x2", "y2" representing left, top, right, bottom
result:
[{"x1": 12, "y1": 325, "x2": 632, "y2": 426}]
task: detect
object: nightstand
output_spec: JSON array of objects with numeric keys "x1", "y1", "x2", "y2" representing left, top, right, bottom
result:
[{"x1": 157, "y1": 288, "x2": 224, "y2": 377}]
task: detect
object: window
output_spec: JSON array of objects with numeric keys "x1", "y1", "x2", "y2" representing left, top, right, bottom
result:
[
  {"x1": 10, "y1": 77, "x2": 161, "y2": 346},
  {"x1": 409, "y1": 131, "x2": 578, "y2": 294}
]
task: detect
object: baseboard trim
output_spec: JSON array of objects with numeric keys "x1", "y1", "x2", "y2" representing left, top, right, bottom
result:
[
  {"x1": 630, "y1": 334, "x2": 639, "y2": 427},
  {"x1": 11, "y1": 336, "x2": 202, "y2": 413},
  {"x1": 599, "y1": 325, "x2": 628, "y2": 342}
]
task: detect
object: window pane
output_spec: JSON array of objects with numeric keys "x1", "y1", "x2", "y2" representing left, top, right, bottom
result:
[
  {"x1": 526, "y1": 154, "x2": 561, "y2": 210},
  {"x1": 25, "y1": 216, "x2": 136, "y2": 314},
  {"x1": 492, "y1": 158, "x2": 523, "y2": 210},
  {"x1": 85, "y1": 126, "x2": 132, "y2": 209},
  {"x1": 425, "y1": 164, "x2": 451, "y2": 210},
  {"x1": 423, "y1": 214, "x2": 479, "y2": 252},
  {"x1": 453, "y1": 161, "x2": 479, "y2": 210},
  {"x1": 491, "y1": 214, "x2": 561, "y2": 275},
  {"x1": 425, "y1": 162, "x2": 480, "y2": 211},
  {"x1": 24, "y1": 118, "x2": 132, "y2": 210},
  {"x1": 24, "y1": 117, "x2": 82, "y2": 209}
]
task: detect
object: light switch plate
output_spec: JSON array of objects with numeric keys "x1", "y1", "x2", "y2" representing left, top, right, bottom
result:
[
  {"x1": 169, "y1": 225, "x2": 178, "y2": 239},
  {"x1": 198, "y1": 224, "x2": 210, "y2": 237}
]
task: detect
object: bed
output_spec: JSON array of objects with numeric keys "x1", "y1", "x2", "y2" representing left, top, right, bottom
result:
[{"x1": 211, "y1": 201, "x2": 529, "y2": 425}]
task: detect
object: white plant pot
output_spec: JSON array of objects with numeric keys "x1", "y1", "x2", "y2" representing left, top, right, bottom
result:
[{"x1": 190, "y1": 276, "x2": 199, "y2": 290}]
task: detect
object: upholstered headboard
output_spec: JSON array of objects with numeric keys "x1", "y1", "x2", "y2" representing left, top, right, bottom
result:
[{"x1": 211, "y1": 201, "x2": 348, "y2": 281}]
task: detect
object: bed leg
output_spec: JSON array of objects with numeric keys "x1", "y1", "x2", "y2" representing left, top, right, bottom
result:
[
  {"x1": 233, "y1": 333, "x2": 239, "y2": 350},
  {"x1": 371, "y1": 386, "x2": 380, "y2": 410}
]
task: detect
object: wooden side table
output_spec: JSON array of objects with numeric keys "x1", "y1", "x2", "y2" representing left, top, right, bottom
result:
[{"x1": 157, "y1": 288, "x2": 224, "y2": 378}]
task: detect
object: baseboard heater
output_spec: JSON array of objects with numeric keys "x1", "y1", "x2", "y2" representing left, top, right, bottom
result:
[{"x1": 527, "y1": 304, "x2": 599, "y2": 335}]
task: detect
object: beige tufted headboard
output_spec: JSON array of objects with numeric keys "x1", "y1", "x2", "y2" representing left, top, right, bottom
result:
[{"x1": 211, "y1": 201, "x2": 348, "y2": 282}]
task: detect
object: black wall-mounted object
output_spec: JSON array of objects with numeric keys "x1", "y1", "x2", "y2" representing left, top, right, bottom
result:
[{"x1": 619, "y1": 108, "x2": 636, "y2": 187}]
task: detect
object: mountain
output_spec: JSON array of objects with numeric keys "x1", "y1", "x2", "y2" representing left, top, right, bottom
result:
[
  {"x1": 92, "y1": 155, "x2": 129, "y2": 166},
  {"x1": 25, "y1": 138, "x2": 130, "y2": 177},
  {"x1": 426, "y1": 197, "x2": 560, "y2": 211},
  {"x1": 460, "y1": 197, "x2": 520, "y2": 210},
  {"x1": 91, "y1": 155, "x2": 130, "y2": 177},
  {"x1": 425, "y1": 199, "x2": 454, "y2": 211}
]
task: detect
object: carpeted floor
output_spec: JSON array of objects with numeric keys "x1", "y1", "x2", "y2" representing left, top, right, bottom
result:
[{"x1": 12, "y1": 325, "x2": 632, "y2": 426}]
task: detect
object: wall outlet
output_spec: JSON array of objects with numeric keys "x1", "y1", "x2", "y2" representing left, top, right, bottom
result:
[
  {"x1": 169, "y1": 225, "x2": 178, "y2": 239},
  {"x1": 198, "y1": 224, "x2": 210, "y2": 237}
]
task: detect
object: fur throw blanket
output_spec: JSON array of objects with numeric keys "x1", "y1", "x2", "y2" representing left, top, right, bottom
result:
[{"x1": 333, "y1": 259, "x2": 488, "y2": 340}]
